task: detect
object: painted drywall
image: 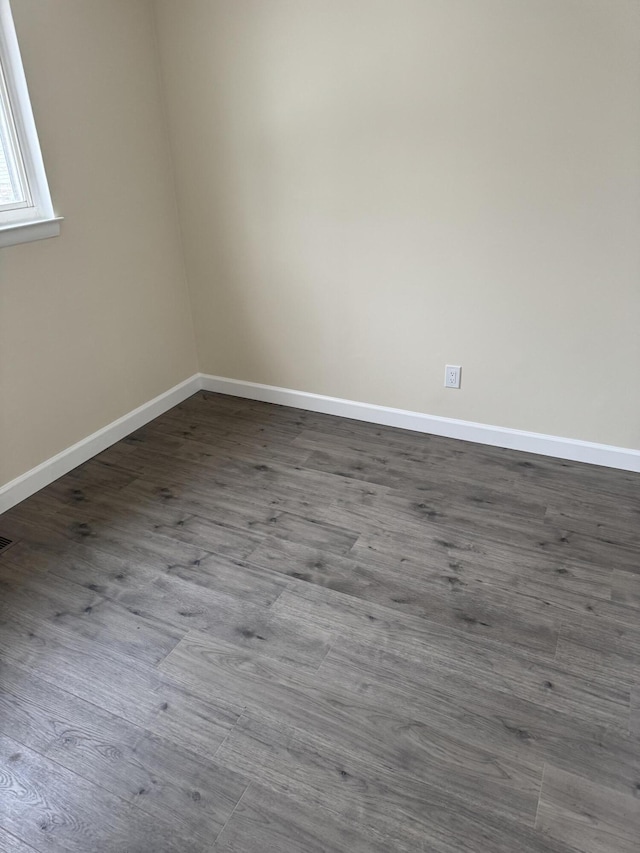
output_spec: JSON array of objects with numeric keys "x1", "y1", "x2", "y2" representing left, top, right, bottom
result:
[
  {"x1": 0, "y1": 0, "x2": 197, "y2": 487},
  {"x1": 155, "y1": 0, "x2": 640, "y2": 450}
]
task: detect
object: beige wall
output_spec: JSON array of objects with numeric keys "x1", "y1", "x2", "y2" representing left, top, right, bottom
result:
[
  {"x1": 0, "y1": 0, "x2": 197, "y2": 486},
  {"x1": 2, "y1": 0, "x2": 639, "y2": 492},
  {"x1": 155, "y1": 0, "x2": 640, "y2": 450}
]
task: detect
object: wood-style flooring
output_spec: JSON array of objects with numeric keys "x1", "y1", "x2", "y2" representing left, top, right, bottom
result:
[{"x1": 0, "y1": 391, "x2": 639, "y2": 852}]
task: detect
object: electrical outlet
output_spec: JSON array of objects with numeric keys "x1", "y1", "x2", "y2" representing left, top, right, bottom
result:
[{"x1": 444, "y1": 365, "x2": 461, "y2": 389}]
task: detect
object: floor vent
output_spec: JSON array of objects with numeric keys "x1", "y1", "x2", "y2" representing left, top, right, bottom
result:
[{"x1": 0, "y1": 536, "x2": 15, "y2": 555}]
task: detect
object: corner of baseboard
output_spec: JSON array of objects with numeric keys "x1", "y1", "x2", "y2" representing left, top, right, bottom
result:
[{"x1": 2, "y1": 371, "x2": 637, "y2": 517}]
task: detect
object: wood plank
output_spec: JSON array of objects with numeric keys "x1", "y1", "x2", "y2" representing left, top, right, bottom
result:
[
  {"x1": 251, "y1": 537, "x2": 578, "y2": 658},
  {"x1": 0, "y1": 734, "x2": 211, "y2": 853},
  {"x1": 0, "y1": 662, "x2": 247, "y2": 846},
  {"x1": 556, "y1": 619, "x2": 640, "y2": 692},
  {"x1": 214, "y1": 782, "x2": 410, "y2": 853},
  {"x1": 543, "y1": 501, "x2": 640, "y2": 550},
  {"x1": 0, "y1": 564, "x2": 183, "y2": 667},
  {"x1": 131, "y1": 415, "x2": 311, "y2": 466},
  {"x1": 271, "y1": 579, "x2": 560, "y2": 668},
  {"x1": 116, "y1": 576, "x2": 331, "y2": 669},
  {"x1": 536, "y1": 765, "x2": 640, "y2": 853},
  {"x1": 45, "y1": 542, "x2": 286, "y2": 609},
  {"x1": 161, "y1": 625, "x2": 638, "y2": 812},
  {"x1": 215, "y1": 706, "x2": 542, "y2": 828},
  {"x1": 611, "y1": 569, "x2": 640, "y2": 609},
  {"x1": 121, "y1": 473, "x2": 377, "y2": 553},
  {"x1": 0, "y1": 827, "x2": 40, "y2": 853},
  {"x1": 215, "y1": 770, "x2": 578, "y2": 853},
  {"x1": 314, "y1": 637, "x2": 639, "y2": 795},
  {"x1": 0, "y1": 614, "x2": 243, "y2": 755}
]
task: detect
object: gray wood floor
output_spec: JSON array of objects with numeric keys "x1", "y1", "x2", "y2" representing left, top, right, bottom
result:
[{"x1": 0, "y1": 391, "x2": 639, "y2": 852}]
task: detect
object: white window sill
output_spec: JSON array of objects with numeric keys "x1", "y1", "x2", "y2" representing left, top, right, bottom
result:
[{"x1": 0, "y1": 216, "x2": 63, "y2": 248}]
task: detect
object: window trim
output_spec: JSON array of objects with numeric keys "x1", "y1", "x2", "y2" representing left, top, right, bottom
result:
[{"x1": 0, "y1": 0, "x2": 61, "y2": 248}]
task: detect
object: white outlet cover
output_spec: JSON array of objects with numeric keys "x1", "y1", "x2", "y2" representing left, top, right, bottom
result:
[{"x1": 444, "y1": 365, "x2": 462, "y2": 389}]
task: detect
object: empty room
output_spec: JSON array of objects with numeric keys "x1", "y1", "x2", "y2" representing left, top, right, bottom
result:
[{"x1": 0, "y1": 1, "x2": 639, "y2": 851}]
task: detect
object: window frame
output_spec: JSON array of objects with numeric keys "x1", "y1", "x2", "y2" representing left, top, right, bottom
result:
[{"x1": 0, "y1": 0, "x2": 61, "y2": 248}]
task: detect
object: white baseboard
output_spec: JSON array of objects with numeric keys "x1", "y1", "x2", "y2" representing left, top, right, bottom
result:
[
  {"x1": 0, "y1": 374, "x2": 202, "y2": 514},
  {"x1": 1, "y1": 371, "x2": 637, "y2": 515},
  {"x1": 200, "y1": 374, "x2": 640, "y2": 474}
]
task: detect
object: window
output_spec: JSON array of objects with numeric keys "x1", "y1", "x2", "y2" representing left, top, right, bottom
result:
[{"x1": 0, "y1": 0, "x2": 60, "y2": 247}]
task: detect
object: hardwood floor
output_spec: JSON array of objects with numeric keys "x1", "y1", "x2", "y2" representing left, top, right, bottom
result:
[{"x1": 0, "y1": 391, "x2": 638, "y2": 852}]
